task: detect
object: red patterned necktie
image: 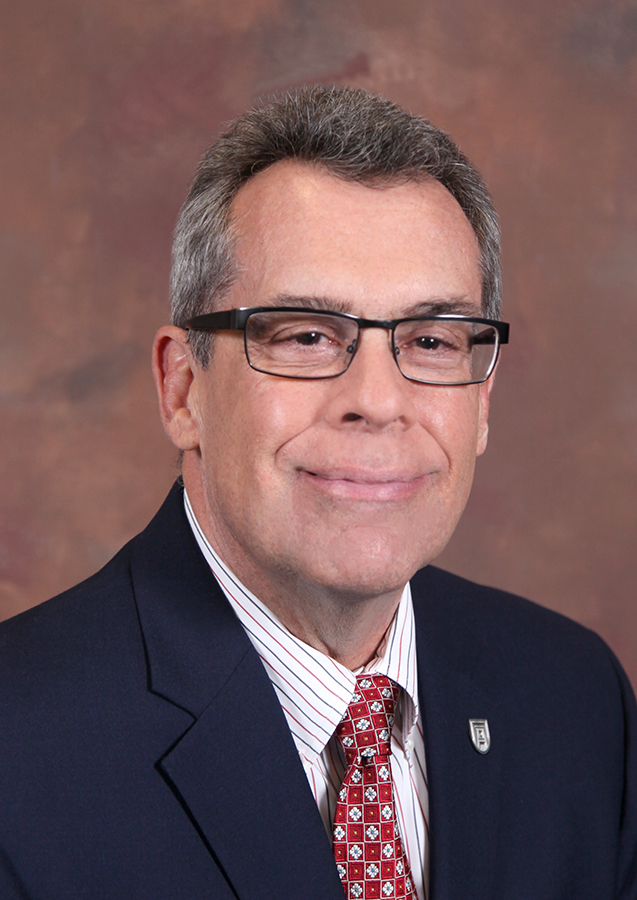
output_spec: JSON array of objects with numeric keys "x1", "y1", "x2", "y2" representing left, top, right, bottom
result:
[{"x1": 332, "y1": 674, "x2": 417, "y2": 899}]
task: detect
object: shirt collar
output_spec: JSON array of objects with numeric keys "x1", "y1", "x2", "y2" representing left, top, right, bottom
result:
[{"x1": 184, "y1": 490, "x2": 420, "y2": 764}]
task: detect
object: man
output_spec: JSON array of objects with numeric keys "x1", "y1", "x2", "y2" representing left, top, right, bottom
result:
[{"x1": 0, "y1": 86, "x2": 635, "y2": 899}]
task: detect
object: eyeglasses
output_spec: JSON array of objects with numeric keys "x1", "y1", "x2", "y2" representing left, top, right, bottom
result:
[{"x1": 185, "y1": 307, "x2": 509, "y2": 386}]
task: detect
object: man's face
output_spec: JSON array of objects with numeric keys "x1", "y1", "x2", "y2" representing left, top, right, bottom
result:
[{"x1": 184, "y1": 161, "x2": 493, "y2": 603}]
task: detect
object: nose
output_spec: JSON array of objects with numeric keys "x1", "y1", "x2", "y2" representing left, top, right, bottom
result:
[{"x1": 327, "y1": 327, "x2": 419, "y2": 431}]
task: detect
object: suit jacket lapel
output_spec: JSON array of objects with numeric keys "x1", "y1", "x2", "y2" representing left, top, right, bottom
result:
[
  {"x1": 159, "y1": 649, "x2": 343, "y2": 899},
  {"x1": 131, "y1": 485, "x2": 344, "y2": 900},
  {"x1": 412, "y1": 568, "x2": 505, "y2": 900}
]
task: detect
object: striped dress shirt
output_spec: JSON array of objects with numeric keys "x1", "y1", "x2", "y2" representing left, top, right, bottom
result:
[{"x1": 185, "y1": 492, "x2": 429, "y2": 898}]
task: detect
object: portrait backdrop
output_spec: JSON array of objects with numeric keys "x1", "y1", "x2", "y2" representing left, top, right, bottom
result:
[{"x1": 1, "y1": 0, "x2": 636, "y2": 687}]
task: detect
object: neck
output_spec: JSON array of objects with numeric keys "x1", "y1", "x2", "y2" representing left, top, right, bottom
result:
[{"x1": 253, "y1": 579, "x2": 403, "y2": 671}]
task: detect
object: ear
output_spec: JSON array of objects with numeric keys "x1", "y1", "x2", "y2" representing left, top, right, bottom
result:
[
  {"x1": 476, "y1": 367, "x2": 497, "y2": 457},
  {"x1": 152, "y1": 326, "x2": 201, "y2": 451}
]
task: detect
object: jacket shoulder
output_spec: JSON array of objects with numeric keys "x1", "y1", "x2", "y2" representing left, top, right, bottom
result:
[
  {"x1": 0, "y1": 540, "x2": 139, "y2": 702},
  {"x1": 413, "y1": 563, "x2": 606, "y2": 643},
  {"x1": 412, "y1": 564, "x2": 632, "y2": 708},
  {"x1": 0, "y1": 484, "x2": 184, "y2": 677}
]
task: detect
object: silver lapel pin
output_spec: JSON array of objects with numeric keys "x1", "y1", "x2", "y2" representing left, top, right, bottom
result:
[{"x1": 469, "y1": 718, "x2": 490, "y2": 754}]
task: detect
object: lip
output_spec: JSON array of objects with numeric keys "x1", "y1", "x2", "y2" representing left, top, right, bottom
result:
[{"x1": 300, "y1": 467, "x2": 430, "y2": 501}]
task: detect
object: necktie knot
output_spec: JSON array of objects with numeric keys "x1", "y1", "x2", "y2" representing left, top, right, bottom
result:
[{"x1": 336, "y1": 674, "x2": 399, "y2": 764}]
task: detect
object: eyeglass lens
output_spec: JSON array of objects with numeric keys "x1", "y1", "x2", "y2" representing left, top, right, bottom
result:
[{"x1": 245, "y1": 311, "x2": 499, "y2": 384}]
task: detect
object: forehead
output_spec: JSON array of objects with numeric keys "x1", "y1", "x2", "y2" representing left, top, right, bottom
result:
[{"x1": 227, "y1": 160, "x2": 482, "y2": 317}]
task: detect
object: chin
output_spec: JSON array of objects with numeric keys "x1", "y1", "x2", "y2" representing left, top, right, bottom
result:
[{"x1": 299, "y1": 536, "x2": 442, "y2": 601}]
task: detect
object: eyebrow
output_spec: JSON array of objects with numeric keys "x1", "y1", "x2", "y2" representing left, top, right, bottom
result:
[
  {"x1": 401, "y1": 298, "x2": 482, "y2": 317},
  {"x1": 269, "y1": 294, "x2": 352, "y2": 313},
  {"x1": 268, "y1": 294, "x2": 482, "y2": 317}
]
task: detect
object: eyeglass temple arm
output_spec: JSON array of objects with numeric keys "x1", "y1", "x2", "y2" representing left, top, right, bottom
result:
[
  {"x1": 471, "y1": 322, "x2": 509, "y2": 345},
  {"x1": 185, "y1": 310, "x2": 247, "y2": 330}
]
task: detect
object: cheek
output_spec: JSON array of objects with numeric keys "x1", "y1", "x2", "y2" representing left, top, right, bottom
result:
[
  {"x1": 416, "y1": 388, "x2": 483, "y2": 471},
  {"x1": 251, "y1": 364, "x2": 341, "y2": 438},
  {"x1": 202, "y1": 373, "x2": 329, "y2": 484}
]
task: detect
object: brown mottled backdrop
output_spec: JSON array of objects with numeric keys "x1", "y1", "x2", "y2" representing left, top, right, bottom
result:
[{"x1": 1, "y1": 0, "x2": 636, "y2": 685}]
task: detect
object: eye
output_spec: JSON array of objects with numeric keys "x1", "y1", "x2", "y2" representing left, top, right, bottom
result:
[
  {"x1": 402, "y1": 330, "x2": 461, "y2": 354},
  {"x1": 265, "y1": 319, "x2": 346, "y2": 347},
  {"x1": 246, "y1": 311, "x2": 354, "y2": 358},
  {"x1": 290, "y1": 329, "x2": 331, "y2": 345},
  {"x1": 415, "y1": 335, "x2": 447, "y2": 351},
  {"x1": 263, "y1": 321, "x2": 346, "y2": 354}
]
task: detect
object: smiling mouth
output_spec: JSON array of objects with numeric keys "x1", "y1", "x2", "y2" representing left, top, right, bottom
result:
[{"x1": 301, "y1": 468, "x2": 429, "y2": 501}]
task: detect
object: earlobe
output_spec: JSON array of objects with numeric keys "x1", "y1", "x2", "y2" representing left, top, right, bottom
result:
[
  {"x1": 152, "y1": 326, "x2": 201, "y2": 451},
  {"x1": 477, "y1": 418, "x2": 489, "y2": 456},
  {"x1": 476, "y1": 370, "x2": 496, "y2": 457}
]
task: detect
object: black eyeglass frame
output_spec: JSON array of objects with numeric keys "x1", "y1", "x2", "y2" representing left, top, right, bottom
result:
[{"x1": 185, "y1": 307, "x2": 510, "y2": 386}]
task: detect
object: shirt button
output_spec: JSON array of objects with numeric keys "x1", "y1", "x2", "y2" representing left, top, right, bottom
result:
[{"x1": 405, "y1": 737, "x2": 414, "y2": 754}]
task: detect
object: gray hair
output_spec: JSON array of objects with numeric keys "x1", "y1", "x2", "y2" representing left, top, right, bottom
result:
[{"x1": 171, "y1": 84, "x2": 501, "y2": 366}]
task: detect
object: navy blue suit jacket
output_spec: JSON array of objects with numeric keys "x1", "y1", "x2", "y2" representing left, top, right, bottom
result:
[{"x1": 1, "y1": 484, "x2": 636, "y2": 899}]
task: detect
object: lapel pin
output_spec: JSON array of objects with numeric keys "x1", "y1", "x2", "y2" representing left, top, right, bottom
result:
[{"x1": 469, "y1": 718, "x2": 490, "y2": 754}]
